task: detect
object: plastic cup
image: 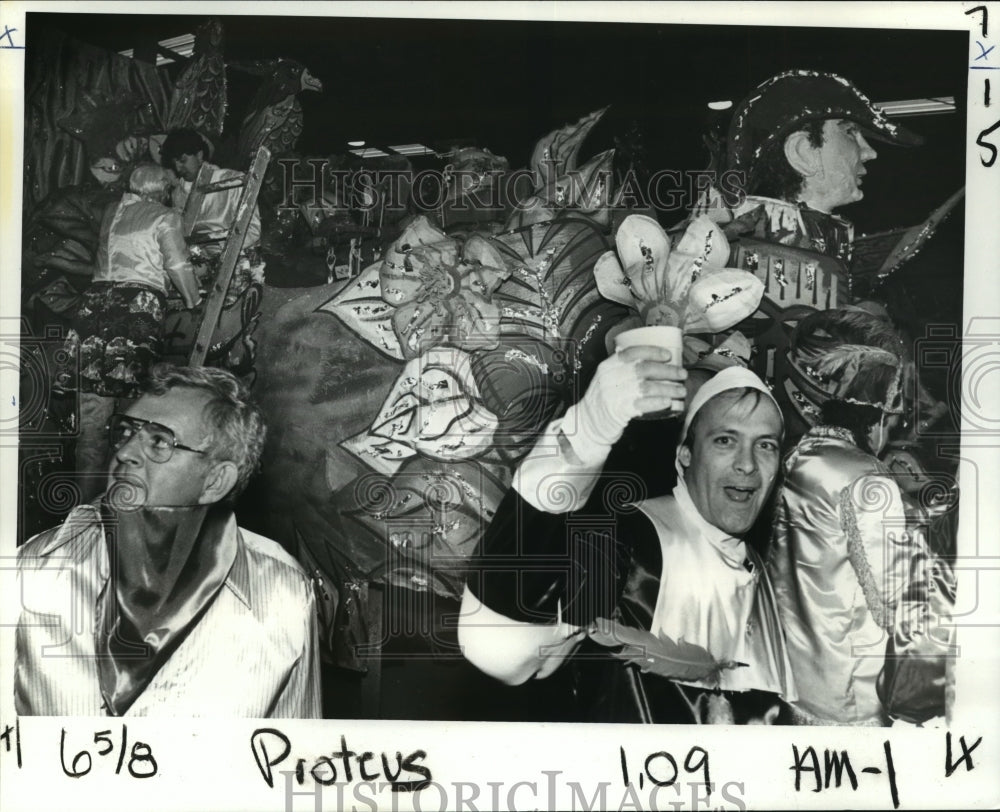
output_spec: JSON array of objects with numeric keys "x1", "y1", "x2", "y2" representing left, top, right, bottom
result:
[
  {"x1": 614, "y1": 325, "x2": 684, "y2": 421},
  {"x1": 614, "y1": 325, "x2": 683, "y2": 362}
]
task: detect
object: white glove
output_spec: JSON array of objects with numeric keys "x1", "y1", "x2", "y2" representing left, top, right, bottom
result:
[
  {"x1": 564, "y1": 345, "x2": 686, "y2": 464},
  {"x1": 514, "y1": 345, "x2": 685, "y2": 514}
]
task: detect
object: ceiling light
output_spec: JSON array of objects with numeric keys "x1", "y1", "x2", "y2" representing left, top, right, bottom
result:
[
  {"x1": 707, "y1": 100, "x2": 733, "y2": 111},
  {"x1": 389, "y1": 144, "x2": 436, "y2": 156},
  {"x1": 119, "y1": 33, "x2": 195, "y2": 66},
  {"x1": 347, "y1": 140, "x2": 366, "y2": 147},
  {"x1": 875, "y1": 97, "x2": 956, "y2": 116},
  {"x1": 350, "y1": 148, "x2": 390, "y2": 158}
]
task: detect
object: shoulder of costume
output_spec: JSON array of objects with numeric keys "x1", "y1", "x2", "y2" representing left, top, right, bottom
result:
[
  {"x1": 20, "y1": 502, "x2": 102, "y2": 558},
  {"x1": 237, "y1": 525, "x2": 311, "y2": 580}
]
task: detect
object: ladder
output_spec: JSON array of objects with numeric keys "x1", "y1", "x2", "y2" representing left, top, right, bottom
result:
[{"x1": 181, "y1": 145, "x2": 271, "y2": 367}]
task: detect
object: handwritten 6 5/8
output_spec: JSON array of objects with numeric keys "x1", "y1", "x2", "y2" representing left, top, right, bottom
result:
[{"x1": 60, "y1": 724, "x2": 157, "y2": 779}]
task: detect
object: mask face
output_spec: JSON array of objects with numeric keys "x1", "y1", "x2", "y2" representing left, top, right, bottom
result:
[
  {"x1": 679, "y1": 392, "x2": 783, "y2": 535},
  {"x1": 805, "y1": 119, "x2": 878, "y2": 212}
]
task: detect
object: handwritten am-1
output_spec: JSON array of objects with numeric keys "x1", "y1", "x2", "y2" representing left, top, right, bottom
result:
[
  {"x1": 790, "y1": 732, "x2": 984, "y2": 809},
  {"x1": 59, "y1": 724, "x2": 157, "y2": 779}
]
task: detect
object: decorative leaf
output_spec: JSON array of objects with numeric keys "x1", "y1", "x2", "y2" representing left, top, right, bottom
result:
[
  {"x1": 317, "y1": 262, "x2": 404, "y2": 360},
  {"x1": 340, "y1": 347, "x2": 499, "y2": 475},
  {"x1": 551, "y1": 148, "x2": 615, "y2": 223},
  {"x1": 588, "y1": 618, "x2": 746, "y2": 684},
  {"x1": 530, "y1": 107, "x2": 608, "y2": 191}
]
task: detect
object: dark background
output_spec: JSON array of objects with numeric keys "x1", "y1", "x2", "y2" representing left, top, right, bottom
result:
[
  {"x1": 26, "y1": 11, "x2": 968, "y2": 375},
  {"x1": 26, "y1": 12, "x2": 968, "y2": 232}
]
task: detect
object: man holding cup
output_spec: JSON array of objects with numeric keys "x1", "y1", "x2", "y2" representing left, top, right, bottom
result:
[{"x1": 458, "y1": 333, "x2": 795, "y2": 723}]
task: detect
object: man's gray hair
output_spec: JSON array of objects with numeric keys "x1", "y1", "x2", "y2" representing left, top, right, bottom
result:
[
  {"x1": 129, "y1": 163, "x2": 173, "y2": 198},
  {"x1": 145, "y1": 364, "x2": 266, "y2": 500}
]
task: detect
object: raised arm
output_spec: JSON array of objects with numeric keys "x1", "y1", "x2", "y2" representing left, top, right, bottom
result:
[{"x1": 459, "y1": 344, "x2": 684, "y2": 684}]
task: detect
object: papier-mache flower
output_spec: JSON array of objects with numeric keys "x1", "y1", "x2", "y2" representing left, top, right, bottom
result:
[
  {"x1": 379, "y1": 216, "x2": 512, "y2": 358},
  {"x1": 594, "y1": 213, "x2": 765, "y2": 340}
]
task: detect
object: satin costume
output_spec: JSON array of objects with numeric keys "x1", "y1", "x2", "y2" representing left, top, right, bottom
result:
[
  {"x1": 67, "y1": 193, "x2": 196, "y2": 398},
  {"x1": 767, "y1": 426, "x2": 914, "y2": 725},
  {"x1": 464, "y1": 401, "x2": 795, "y2": 723},
  {"x1": 15, "y1": 502, "x2": 321, "y2": 717}
]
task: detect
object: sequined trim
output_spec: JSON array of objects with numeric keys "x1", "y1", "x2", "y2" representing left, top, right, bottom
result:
[{"x1": 839, "y1": 487, "x2": 890, "y2": 631}]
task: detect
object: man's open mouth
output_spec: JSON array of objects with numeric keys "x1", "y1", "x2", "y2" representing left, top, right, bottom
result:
[{"x1": 723, "y1": 485, "x2": 757, "y2": 503}]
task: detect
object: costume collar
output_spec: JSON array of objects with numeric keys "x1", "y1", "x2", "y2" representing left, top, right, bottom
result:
[
  {"x1": 804, "y1": 424, "x2": 858, "y2": 446},
  {"x1": 34, "y1": 501, "x2": 252, "y2": 609},
  {"x1": 783, "y1": 425, "x2": 859, "y2": 474},
  {"x1": 672, "y1": 479, "x2": 750, "y2": 572}
]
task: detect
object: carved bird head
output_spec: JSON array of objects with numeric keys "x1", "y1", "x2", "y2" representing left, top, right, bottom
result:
[{"x1": 230, "y1": 58, "x2": 323, "y2": 111}]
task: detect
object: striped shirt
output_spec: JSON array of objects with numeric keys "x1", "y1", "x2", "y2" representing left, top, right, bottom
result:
[{"x1": 15, "y1": 504, "x2": 321, "y2": 717}]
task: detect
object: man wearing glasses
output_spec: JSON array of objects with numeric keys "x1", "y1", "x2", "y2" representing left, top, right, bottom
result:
[{"x1": 14, "y1": 364, "x2": 321, "y2": 717}]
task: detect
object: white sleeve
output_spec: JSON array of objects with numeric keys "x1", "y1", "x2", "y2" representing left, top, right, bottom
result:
[
  {"x1": 457, "y1": 585, "x2": 586, "y2": 685},
  {"x1": 512, "y1": 408, "x2": 611, "y2": 514}
]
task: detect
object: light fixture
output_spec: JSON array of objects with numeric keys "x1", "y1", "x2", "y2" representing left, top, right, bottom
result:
[
  {"x1": 707, "y1": 100, "x2": 733, "y2": 111},
  {"x1": 350, "y1": 148, "x2": 390, "y2": 158},
  {"x1": 875, "y1": 97, "x2": 956, "y2": 117},
  {"x1": 347, "y1": 140, "x2": 366, "y2": 147},
  {"x1": 119, "y1": 33, "x2": 195, "y2": 66},
  {"x1": 388, "y1": 144, "x2": 436, "y2": 156}
]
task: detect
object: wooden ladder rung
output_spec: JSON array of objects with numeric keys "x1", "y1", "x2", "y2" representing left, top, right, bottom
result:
[{"x1": 188, "y1": 145, "x2": 271, "y2": 368}]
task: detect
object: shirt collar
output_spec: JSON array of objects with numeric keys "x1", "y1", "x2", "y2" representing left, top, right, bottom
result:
[{"x1": 34, "y1": 501, "x2": 252, "y2": 609}]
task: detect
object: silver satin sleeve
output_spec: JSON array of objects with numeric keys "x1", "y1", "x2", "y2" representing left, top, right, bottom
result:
[{"x1": 767, "y1": 436, "x2": 915, "y2": 724}]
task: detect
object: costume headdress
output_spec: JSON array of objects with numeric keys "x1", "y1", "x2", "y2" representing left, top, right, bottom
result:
[
  {"x1": 784, "y1": 307, "x2": 906, "y2": 425},
  {"x1": 727, "y1": 70, "x2": 923, "y2": 192}
]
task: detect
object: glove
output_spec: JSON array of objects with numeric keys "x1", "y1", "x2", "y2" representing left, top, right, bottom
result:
[{"x1": 563, "y1": 346, "x2": 685, "y2": 465}]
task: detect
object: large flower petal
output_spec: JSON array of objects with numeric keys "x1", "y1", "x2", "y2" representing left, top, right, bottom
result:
[
  {"x1": 382, "y1": 215, "x2": 447, "y2": 269},
  {"x1": 593, "y1": 250, "x2": 635, "y2": 307},
  {"x1": 666, "y1": 215, "x2": 732, "y2": 303},
  {"x1": 683, "y1": 270, "x2": 765, "y2": 333},
  {"x1": 614, "y1": 214, "x2": 671, "y2": 304}
]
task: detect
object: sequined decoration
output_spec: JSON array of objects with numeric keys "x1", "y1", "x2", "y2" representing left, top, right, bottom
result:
[
  {"x1": 689, "y1": 230, "x2": 716, "y2": 283},
  {"x1": 791, "y1": 389, "x2": 822, "y2": 420},
  {"x1": 705, "y1": 286, "x2": 745, "y2": 310},
  {"x1": 804, "y1": 262, "x2": 817, "y2": 291},
  {"x1": 573, "y1": 315, "x2": 602, "y2": 372},
  {"x1": 641, "y1": 242, "x2": 654, "y2": 273},
  {"x1": 773, "y1": 259, "x2": 788, "y2": 288},
  {"x1": 744, "y1": 251, "x2": 759, "y2": 271}
]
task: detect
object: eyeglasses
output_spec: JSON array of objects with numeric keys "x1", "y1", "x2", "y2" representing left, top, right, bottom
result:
[{"x1": 107, "y1": 414, "x2": 208, "y2": 463}]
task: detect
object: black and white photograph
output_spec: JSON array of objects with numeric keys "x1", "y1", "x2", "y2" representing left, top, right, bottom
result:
[{"x1": 1, "y1": 2, "x2": 997, "y2": 810}]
